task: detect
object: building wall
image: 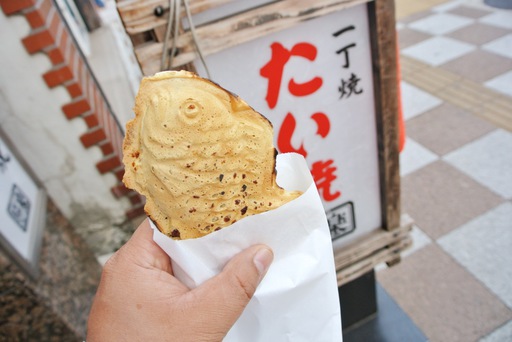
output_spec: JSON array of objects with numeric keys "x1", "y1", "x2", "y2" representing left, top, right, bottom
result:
[
  {"x1": 0, "y1": 0, "x2": 144, "y2": 254},
  {"x1": 0, "y1": 1, "x2": 147, "y2": 338}
]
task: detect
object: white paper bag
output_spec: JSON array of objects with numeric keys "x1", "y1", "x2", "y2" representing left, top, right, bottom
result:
[{"x1": 152, "y1": 153, "x2": 343, "y2": 341}]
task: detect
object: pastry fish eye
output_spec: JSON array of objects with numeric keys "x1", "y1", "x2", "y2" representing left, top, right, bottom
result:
[{"x1": 181, "y1": 98, "x2": 202, "y2": 119}]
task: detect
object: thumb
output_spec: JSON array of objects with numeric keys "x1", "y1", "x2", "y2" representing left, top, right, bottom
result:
[{"x1": 192, "y1": 245, "x2": 273, "y2": 334}]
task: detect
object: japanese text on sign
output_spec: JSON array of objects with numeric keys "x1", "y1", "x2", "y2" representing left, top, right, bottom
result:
[
  {"x1": 259, "y1": 24, "x2": 362, "y2": 203},
  {"x1": 195, "y1": 4, "x2": 382, "y2": 248}
]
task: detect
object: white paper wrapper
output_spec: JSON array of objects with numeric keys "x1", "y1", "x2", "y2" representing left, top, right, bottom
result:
[{"x1": 151, "y1": 153, "x2": 343, "y2": 341}]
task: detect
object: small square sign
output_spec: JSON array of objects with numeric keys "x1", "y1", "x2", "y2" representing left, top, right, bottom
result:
[
  {"x1": 1, "y1": 132, "x2": 46, "y2": 275},
  {"x1": 327, "y1": 201, "x2": 356, "y2": 240},
  {"x1": 7, "y1": 184, "x2": 31, "y2": 232}
]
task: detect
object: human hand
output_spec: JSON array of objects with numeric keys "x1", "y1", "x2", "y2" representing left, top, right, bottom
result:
[{"x1": 87, "y1": 219, "x2": 273, "y2": 341}]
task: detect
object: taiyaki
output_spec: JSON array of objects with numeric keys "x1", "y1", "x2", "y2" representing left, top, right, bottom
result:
[{"x1": 122, "y1": 70, "x2": 301, "y2": 239}]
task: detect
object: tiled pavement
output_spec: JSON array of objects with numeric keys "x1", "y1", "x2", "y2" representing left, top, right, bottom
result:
[{"x1": 376, "y1": 0, "x2": 512, "y2": 341}]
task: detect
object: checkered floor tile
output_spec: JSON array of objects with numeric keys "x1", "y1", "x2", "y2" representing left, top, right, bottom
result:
[
  {"x1": 438, "y1": 202, "x2": 512, "y2": 309},
  {"x1": 444, "y1": 129, "x2": 512, "y2": 198},
  {"x1": 398, "y1": 1, "x2": 512, "y2": 95},
  {"x1": 400, "y1": 137, "x2": 438, "y2": 176},
  {"x1": 379, "y1": 0, "x2": 512, "y2": 340},
  {"x1": 400, "y1": 81, "x2": 443, "y2": 119}
]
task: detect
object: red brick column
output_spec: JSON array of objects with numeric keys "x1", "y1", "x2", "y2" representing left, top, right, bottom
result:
[{"x1": 0, "y1": 0, "x2": 145, "y2": 219}]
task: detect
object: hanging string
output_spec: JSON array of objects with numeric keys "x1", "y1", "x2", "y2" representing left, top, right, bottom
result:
[
  {"x1": 183, "y1": 0, "x2": 211, "y2": 79},
  {"x1": 160, "y1": 0, "x2": 175, "y2": 71},
  {"x1": 168, "y1": 0, "x2": 181, "y2": 70},
  {"x1": 160, "y1": 0, "x2": 211, "y2": 79}
]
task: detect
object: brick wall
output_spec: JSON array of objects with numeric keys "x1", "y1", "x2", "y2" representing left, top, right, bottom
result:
[{"x1": 0, "y1": 0, "x2": 144, "y2": 220}]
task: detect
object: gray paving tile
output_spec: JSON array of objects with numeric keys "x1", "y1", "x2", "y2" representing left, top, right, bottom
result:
[
  {"x1": 401, "y1": 81, "x2": 443, "y2": 120},
  {"x1": 399, "y1": 10, "x2": 434, "y2": 24},
  {"x1": 401, "y1": 225, "x2": 432, "y2": 258},
  {"x1": 480, "y1": 320, "x2": 512, "y2": 342},
  {"x1": 408, "y1": 12, "x2": 474, "y2": 35},
  {"x1": 406, "y1": 102, "x2": 496, "y2": 155},
  {"x1": 447, "y1": 5, "x2": 493, "y2": 19},
  {"x1": 440, "y1": 49, "x2": 512, "y2": 83},
  {"x1": 485, "y1": 70, "x2": 512, "y2": 98},
  {"x1": 444, "y1": 129, "x2": 512, "y2": 199},
  {"x1": 446, "y1": 22, "x2": 510, "y2": 46},
  {"x1": 401, "y1": 160, "x2": 504, "y2": 239},
  {"x1": 398, "y1": 28, "x2": 432, "y2": 49},
  {"x1": 479, "y1": 11, "x2": 512, "y2": 30},
  {"x1": 438, "y1": 203, "x2": 512, "y2": 310},
  {"x1": 377, "y1": 244, "x2": 512, "y2": 342},
  {"x1": 400, "y1": 137, "x2": 438, "y2": 176},
  {"x1": 483, "y1": 33, "x2": 512, "y2": 59},
  {"x1": 402, "y1": 36, "x2": 476, "y2": 66},
  {"x1": 432, "y1": 0, "x2": 469, "y2": 13}
]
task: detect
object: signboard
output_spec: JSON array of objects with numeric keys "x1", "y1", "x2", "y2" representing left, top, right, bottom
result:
[
  {"x1": 195, "y1": 4, "x2": 381, "y2": 250},
  {"x1": 0, "y1": 131, "x2": 46, "y2": 277}
]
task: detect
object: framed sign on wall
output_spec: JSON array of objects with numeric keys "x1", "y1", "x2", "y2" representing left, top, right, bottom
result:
[{"x1": 0, "y1": 129, "x2": 47, "y2": 278}]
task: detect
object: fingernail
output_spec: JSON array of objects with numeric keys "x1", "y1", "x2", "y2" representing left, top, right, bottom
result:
[{"x1": 253, "y1": 247, "x2": 273, "y2": 278}]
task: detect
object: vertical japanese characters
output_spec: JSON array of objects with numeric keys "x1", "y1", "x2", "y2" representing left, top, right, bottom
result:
[{"x1": 258, "y1": 24, "x2": 363, "y2": 204}]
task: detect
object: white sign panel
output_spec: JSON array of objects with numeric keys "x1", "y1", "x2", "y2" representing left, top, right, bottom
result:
[
  {"x1": 195, "y1": 4, "x2": 381, "y2": 250},
  {"x1": 0, "y1": 134, "x2": 46, "y2": 273}
]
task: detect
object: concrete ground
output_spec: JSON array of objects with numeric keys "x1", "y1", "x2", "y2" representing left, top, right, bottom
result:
[{"x1": 376, "y1": 0, "x2": 512, "y2": 341}]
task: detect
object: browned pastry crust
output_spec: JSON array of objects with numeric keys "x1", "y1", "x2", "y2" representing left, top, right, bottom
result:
[{"x1": 122, "y1": 70, "x2": 301, "y2": 239}]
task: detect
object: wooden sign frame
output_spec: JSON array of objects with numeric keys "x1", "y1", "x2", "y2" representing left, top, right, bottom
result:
[{"x1": 116, "y1": 0, "x2": 412, "y2": 286}]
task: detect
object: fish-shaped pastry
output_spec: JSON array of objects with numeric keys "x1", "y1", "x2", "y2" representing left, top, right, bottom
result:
[{"x1": 122, "y1": 70, "x2": 301, "y2": 239}]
